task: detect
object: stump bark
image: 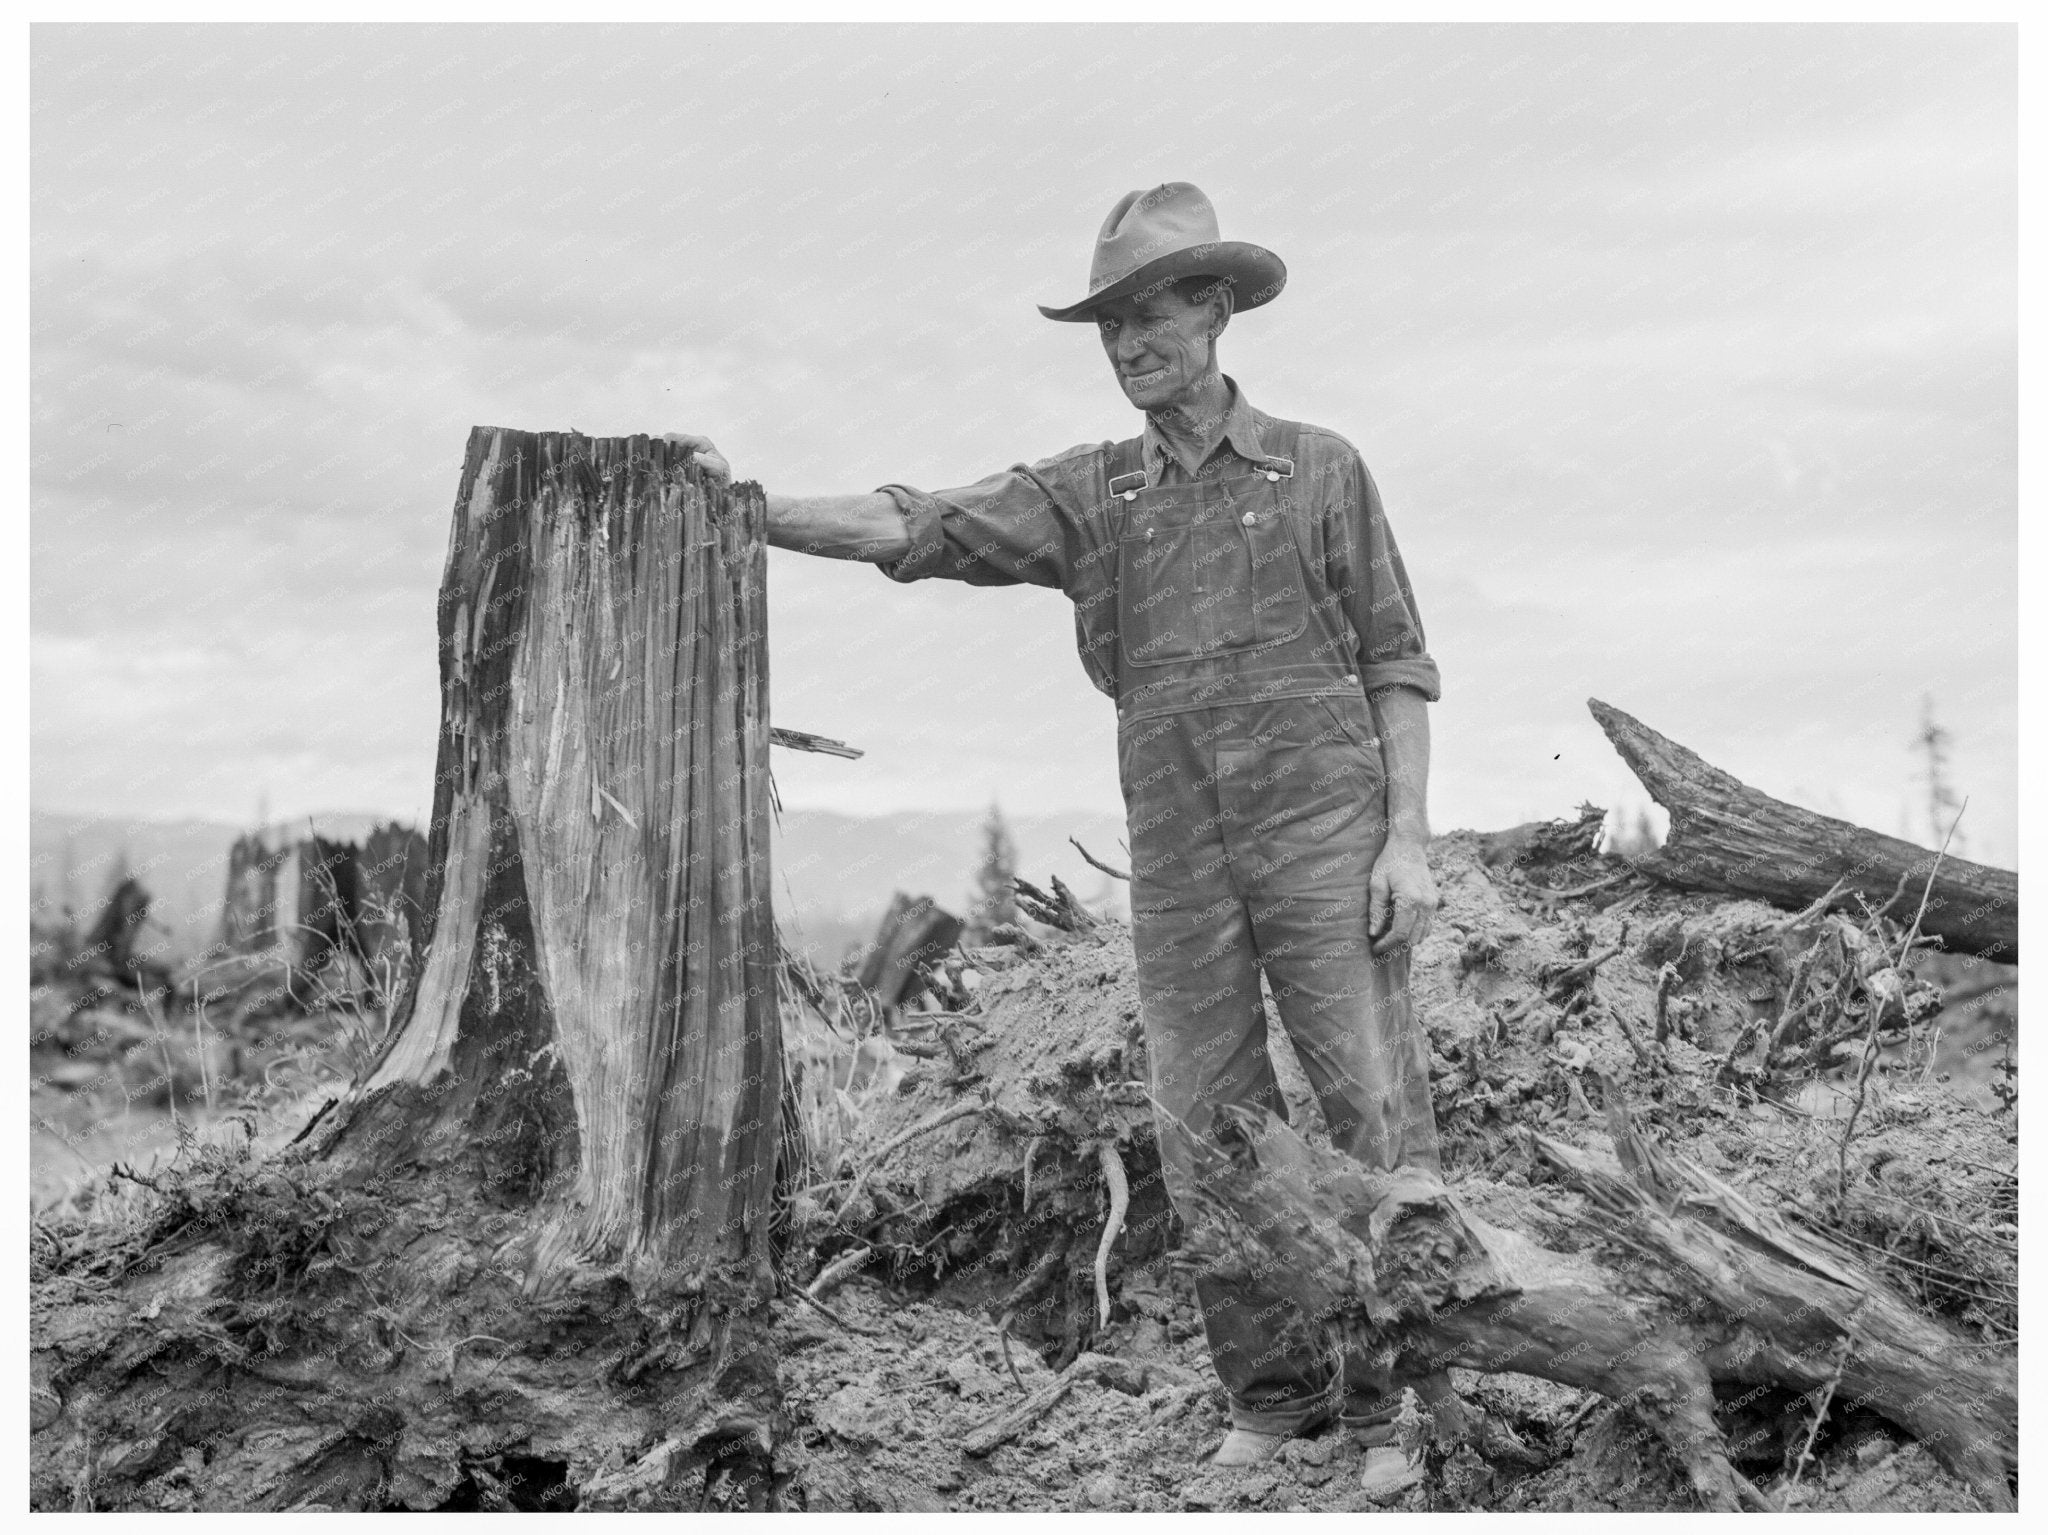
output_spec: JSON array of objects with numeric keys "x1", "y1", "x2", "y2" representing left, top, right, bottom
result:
[
  {"x1": 32, "y1": 429, "x2": 790, "y2": 1511},
  {"x1": 1590, "y1": 699, "x2": 2017, "y2": 962}
]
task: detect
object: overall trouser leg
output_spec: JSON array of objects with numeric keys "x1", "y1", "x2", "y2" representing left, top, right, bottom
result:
[
  {"x1": 1125, "y1": 697, "x2": 1442, "y2": 1435},
  {"x1": 1233, "y1": 720, "x2": 1442, "y2": 1182},
  {"x1": 1134, "y1": 874, "x2": 1343, "y2": 1434},
  {"x1": 1230, "y1": 701, "x2": 1446, "y2": 1427}
]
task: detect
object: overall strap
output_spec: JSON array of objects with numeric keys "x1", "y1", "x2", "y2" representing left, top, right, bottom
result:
[
  {"x1": 1258, "y1": 417, "x2": 1301, "y2": 480},
  {"x1": 1104, "y1": 435, "x2": 1146, "y2": 541},
  {"x1": 1105, "y1": 434, "x2": 1146, "y2": 499}
]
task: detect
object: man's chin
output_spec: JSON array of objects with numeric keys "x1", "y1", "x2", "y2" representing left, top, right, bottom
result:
[{"x1": 1120, "y1": 376, "x2": 1175, "y2": 410}]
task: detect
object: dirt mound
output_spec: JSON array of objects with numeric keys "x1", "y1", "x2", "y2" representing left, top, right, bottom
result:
[
  {"x1": 779, "y1": 820, "x2": 2015, "y2": 1510},
  {"x1": 30, "y1": 814, "x2": 2013, "y2": 1513}
]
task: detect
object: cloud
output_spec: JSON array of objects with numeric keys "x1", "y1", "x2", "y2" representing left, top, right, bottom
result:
[{"x1": 29, "y1": 24, "x2": 2016, "y2": 867}]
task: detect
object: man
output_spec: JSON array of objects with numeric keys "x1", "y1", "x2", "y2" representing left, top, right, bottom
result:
[{"x1": 672, "y1": 182, "x2": 1446, "y2": 1471}]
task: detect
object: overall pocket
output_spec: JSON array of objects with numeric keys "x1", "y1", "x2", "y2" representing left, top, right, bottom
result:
[
  {"x1": 1312, "y1": 693, "x2": 1388, "y2": 789},
  {"x1": 1118, "y1": 495, "x2": 1308, "y2": 668}
]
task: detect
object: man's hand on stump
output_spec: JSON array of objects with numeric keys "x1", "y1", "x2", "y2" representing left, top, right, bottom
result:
[
  {"x1": 662, "y1": 432, "x2": 731, "y2": 483},
  {"x1": 1368, "y1": 836, "x2": 1438, "y2": 956}
]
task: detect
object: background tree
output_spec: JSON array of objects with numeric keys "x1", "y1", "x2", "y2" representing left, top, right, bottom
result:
[
  {"x1": 964, "y1": 801, "x2": 1019, "y2": 946},
  {"x1": 1914, "y1": 694, "x2": 1968, "y2": 856}
]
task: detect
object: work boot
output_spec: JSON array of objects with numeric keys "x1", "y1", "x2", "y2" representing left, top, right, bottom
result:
[
  {"x1": 1338, "y1": 1382, "x2": 1406, "y2": 1446},
  {"x1": 1207, "y1": 1400, "x2": 1337, "y2": 1468},
  {"x1": 1342, "y1": 1364, "x2": 1460, "y2": 1443},
  {"x1": 1207, "y1": 1427, "x2": 1290, "y2": 1467}
]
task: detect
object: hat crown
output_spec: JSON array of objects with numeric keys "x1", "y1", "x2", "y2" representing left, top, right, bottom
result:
[
  {"x1": 1037, "y1": 180, "x2": 1283, "y2": 322},
  {"x1": 1088, "y1": 181, "x2": 1223, "y2": 296}
]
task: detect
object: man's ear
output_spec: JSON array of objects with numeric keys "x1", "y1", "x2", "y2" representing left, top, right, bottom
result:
[{"x1": 1207, "y1": 284, "x2": 1235, "y2": 340}]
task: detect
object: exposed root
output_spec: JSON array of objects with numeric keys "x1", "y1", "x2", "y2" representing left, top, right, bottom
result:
[
  {"x1": 1022, "y1": 1136, "x2": 1042, "y2": 1213},
  {"x1": 1092, "y1": 1141, "x2": 1128, "y2": 1328},
  {"x1": 805, "y1": 1245, "x2": 874, "y2": 1302}
]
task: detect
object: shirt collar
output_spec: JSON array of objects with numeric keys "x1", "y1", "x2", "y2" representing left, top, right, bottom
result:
[{"x1": 1141, "y1": 375, "x2": 1268, "y2": 480}]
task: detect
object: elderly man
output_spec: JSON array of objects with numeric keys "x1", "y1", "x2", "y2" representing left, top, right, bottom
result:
[{"x1": 673, "y1": 182, "x2": 1447, "y2": 1470}]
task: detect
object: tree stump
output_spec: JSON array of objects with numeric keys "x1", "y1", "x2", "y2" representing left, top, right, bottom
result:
[
  {"x1": 219, "y1": 833, "x2": 284, "y2": 954},
  {"x1": 854, "y1": 892, "x2": 964, "y2": 1009},
  {"x1": 31, "y1": 429, "x2": 789, "y2": 1511}
]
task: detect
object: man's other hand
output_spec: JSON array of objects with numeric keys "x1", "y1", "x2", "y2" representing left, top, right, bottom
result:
[
  {"x1": 1368, "y1": 836, "x2": 1438, "y2": 956},
  {"x1": 662, "y1": 433, "x2": 731, "y2": 482}
]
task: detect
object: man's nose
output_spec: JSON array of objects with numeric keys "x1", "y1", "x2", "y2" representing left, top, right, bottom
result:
[{"x1": 1116, "y1": 328, "x2": 1153, "y2": 366}]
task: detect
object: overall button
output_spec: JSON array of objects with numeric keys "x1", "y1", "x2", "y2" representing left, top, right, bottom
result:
[
  {"x1": 1266, "y1": 469, "x2": 1280, "y2": 482},
  {"x1": 1241, "y1": 511, "x2": 1256, "y2": 525}
]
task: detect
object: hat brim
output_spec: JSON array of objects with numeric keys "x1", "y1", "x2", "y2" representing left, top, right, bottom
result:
[{"x1": 1037, "y1": 242, "x2": 1287, "y2": 323}]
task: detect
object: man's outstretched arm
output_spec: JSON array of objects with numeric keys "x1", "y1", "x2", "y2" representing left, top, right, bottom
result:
[
  {"x1": 663, "y1": 434, "x2": 909, "y2": 563},
  {"x1": 763, "y1": 491, "x2": 910, "y2": 561}
]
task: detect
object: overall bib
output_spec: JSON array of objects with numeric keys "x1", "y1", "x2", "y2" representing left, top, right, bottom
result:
[{"x1": 1106, "y1": 421, "x2": 1442, "y2": 1434}]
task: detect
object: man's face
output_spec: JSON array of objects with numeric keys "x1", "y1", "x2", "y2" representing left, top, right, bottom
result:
[{"x1": 1095, "y1": 285, "x2": 1219, "y2": 412}]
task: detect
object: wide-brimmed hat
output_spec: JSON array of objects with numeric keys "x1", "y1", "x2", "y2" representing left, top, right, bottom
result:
[{"x1": 1038, "y1": 181, "x2": 1287, "y2": 323}]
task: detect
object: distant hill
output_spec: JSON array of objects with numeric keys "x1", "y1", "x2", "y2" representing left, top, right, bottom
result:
[{"x1": 28, "y1": 805, "x2": 1133, "y2": 968}]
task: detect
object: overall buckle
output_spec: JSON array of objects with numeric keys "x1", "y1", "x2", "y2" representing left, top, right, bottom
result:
[
  {"x1": 1108, "y1": 471, "x2": 1148, "y2": 502},
  {"x1": 1260, "y1": 455, "x2": 1295, "y2": 483}
]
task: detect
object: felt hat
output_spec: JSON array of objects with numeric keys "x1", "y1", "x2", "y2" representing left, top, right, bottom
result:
[{"x1": 1037, "y1": 181, "x2": 1286, "y2": 322}]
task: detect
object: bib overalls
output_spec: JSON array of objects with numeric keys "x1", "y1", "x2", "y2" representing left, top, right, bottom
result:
[{"x1": 1103, "y1": 421, "x2": 1442, "y2": 1434}]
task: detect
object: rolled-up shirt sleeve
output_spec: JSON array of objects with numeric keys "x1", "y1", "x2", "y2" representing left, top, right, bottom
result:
[
  {"x1": 874, "y1": 447, "x2": 1101, "y2": 591},
  {"x1": 1324, "y1": 449, "x2": 1442, "y2": 702}
]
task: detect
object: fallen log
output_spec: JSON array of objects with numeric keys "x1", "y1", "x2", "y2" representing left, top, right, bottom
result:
[
  {"x1": 1590, "y1": 700, "x2": 2017, "y2": 962},
  {"x1": 1182, "y1": 1087, "x2": 2016, "y2": 1512}
]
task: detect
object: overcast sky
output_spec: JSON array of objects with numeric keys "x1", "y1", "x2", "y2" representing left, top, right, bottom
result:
[{"x1": 31, "y1": 23, "x2": 2017, "y2": 864}]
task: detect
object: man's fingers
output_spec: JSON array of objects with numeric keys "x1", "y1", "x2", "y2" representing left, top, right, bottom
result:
[
  {"x1": 1367, "y1": 873, "x2": 1391, "y2": 937},
  {"x1": 1370, "y1": 891, "x2": 1413, "y2": 954},
  {"x1": 662, "y1": 432, "x2": 732, "y2": 481}
]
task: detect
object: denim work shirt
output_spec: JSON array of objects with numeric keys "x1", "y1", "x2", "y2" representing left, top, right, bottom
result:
[{"x1": 872, "y1": 377, "x2": 1442, "y2": 707}]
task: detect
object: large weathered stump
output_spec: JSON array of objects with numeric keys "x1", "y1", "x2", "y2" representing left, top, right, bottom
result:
[
  {"x1": 318, "y1": 427, "x2": 780, "y2": 1296},
  {"x1": 32, "y1": 430, "x2": 789, "y2": 1511}
]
